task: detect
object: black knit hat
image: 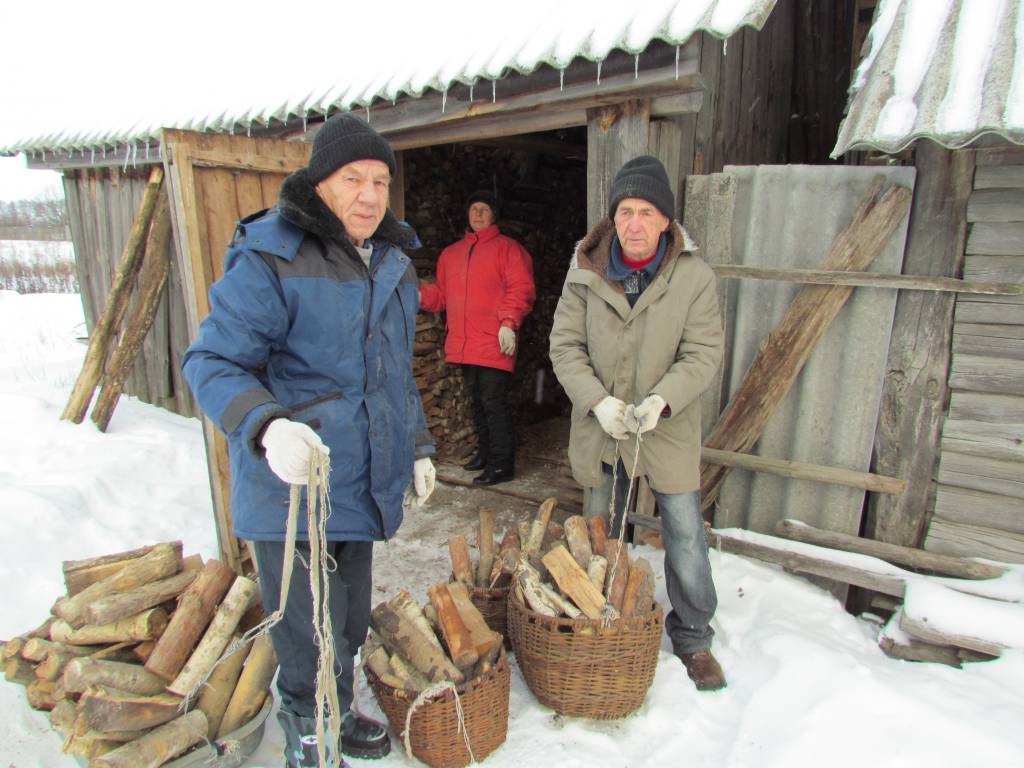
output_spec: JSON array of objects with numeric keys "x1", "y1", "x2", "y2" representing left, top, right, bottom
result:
[
  {"x1": 307, "y1": 113, "x2": 396, "y2": 184},
  {"x1": 607, "y1": 155, "x2": 674, "y2": 220},
  {"x1": 465, "y1": 189, "x2": 499, "y2": 219}
]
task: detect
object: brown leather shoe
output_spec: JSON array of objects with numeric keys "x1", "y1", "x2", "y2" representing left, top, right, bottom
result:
[{"x1": 680, "y1": 650, "x2": 726, "y2": 691}]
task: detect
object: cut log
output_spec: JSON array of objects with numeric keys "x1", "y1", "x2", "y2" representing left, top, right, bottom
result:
[
  {"x1": 525, "y1": 498, "x2": 558, "y2": 559},
  {"x1": 90, "y1": 709, "x2": 208, "y2": 768},
  {"x1": 61, "y1": 165, "x2": 164, "y2": 424},
  {"x1": 446, "y1": 581, "x2": 502, "y2": 658},
  {"x1": 63, "y1": 542, "x2": 183, "y2": 597},
  {"x1": 448, "y1": 534, "x2": 475, "y2": 587},
  {"x1": 50, "y1": 698, "x2": 78, "y2": 736},
  {"x1": 72, "y1": 716, "x2": 149, "y2": 742},
  {"x1": 476, "y1": 509, "x2": 495, "y2": 587},
  {"x1": 197, "y1": 636, "x2": 250, "y2": 738},
  {"x1": 517, "y1": 522, "x2": 532, "y2": 551},
  {"x1": 36, "y1": 651, "x2": 74, "y2": 682},
  {"x1": 428, "y1": 583, "x2": 479, "y2": 673},
  {"x1": 53, "y1": 543, "x2": 182, "y2": 627},
  {"x1": 514, "y1": 569, "x2": 558, "y2": 617},
  {"x1": 50, "y1": 609, "x2": 169, "y2": 646},
  {"x1": 91, "y1": 189, "x2": 174, "y2": 432},
  {"x1": 542, "y1": 521, "x2": 565, "y2": 552},
  {"x1": 1, "y1": 637, "x2": 24, "y2": 661},
  {"x1": 586, "y1": 555, "x2": 608, "y2": 594},
  {"x1": 489, "y1": 545, "x2": 519, "y2": 588},
  {"x1": 701, "y1": 178, "x2": 914, "y2": 511},
  {"x1": 145, "y1": 558, "x2": 235, "y2": 681},
  {"x1": 563, "y1": 515, "x2": 594, "y2": 570},
  {"x1": 369, "y1": 600, "x2": 464, "y2": 684},
  {"x1": 27, "y1": 678, "x2": 57, "y2": 710},
  {"x1": 388, "y1": 651, "x2": 432, "y2": 692},
  {"x1": 621, "y1": 558, "x2": 655, "y2": 618},
  {"x1": 391, "y1": 591, "x2": 448, "y2": 657},
  {"x1": 774, "y1": 519, "x2": 1007, "y2": 580},
  {"x1": 497, "y1": 526, "x2": 521, "y2": 556},
  {"x1": 84, "y1": 569, "x2": 198, "y2": 628},
  {"x1": 133, "y1": 641, "x2": 156, "y2": 664},
  {"x1": 64, "y1": 658, "x2": 168, "y2": 696},
  {"x1": 167, "y1": 575, "x2": 259, "y2": 697},
  {"x1": 879, "y1": 636, "x2": 962, "y2": 668},
  {"x1": 588, "y1": 515, "x2": 608, "y2": 556},
  {"x1": 471, "y1": 641, "x2": 502, "y2": 678},
  {"x1": 217, "y1": 633, "x2": 276, "y2": 738},
  {"x1": 603, "y1": 541, "x2": 630, "y2": 612},
  {"x1": 537, "y1": 580, "x2": 582, "y2": 619},
  {"x1": 79, "y1": 687, "x2": 187, "y2": 733},
  {"x1": 542, "y1": 546, "x2": 606, "y2": 619},
  {"x1": 63, "y1": 734, "x2": 120, "y2": 759}
]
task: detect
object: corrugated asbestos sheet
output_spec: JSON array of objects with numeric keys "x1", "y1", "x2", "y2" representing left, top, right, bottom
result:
[
  {"x1": 713, "y1": 165, "x2": 916, "y2": 537},
  {"x1": 1, "y1": 0, "x2": 777, "y2": 156},
  {"x1": 833, "y1": 0, "x2": 1024, "y2": 157}
]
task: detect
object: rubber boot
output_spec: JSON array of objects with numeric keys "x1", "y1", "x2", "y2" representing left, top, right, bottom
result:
[{"x1": 278, "y1": 710, "x2": 345, "y2": 768}]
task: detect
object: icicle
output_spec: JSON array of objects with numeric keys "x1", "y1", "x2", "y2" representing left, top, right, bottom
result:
[
  {"x1": 442, "y1": 88, "x2": 447, "y2": 113},
  {"x1": 302, "y1": 112, "x2": 308, "y2": 132},
  {"x1": 123, "y1": 147, "x2": 131, "y2": 172},
  {"x1": 132, "y1": 143, "x2": 138, "y2": 167},
  {"x1": 469, "y1": 83, "x2": 474, "y2": 102},
  {"x1": 675, "y1": 45, "x2": 680, "y2": 79},
  {"x1": 366, "y1": 104, "x2": 371, "y2": 121},
  {"x1": 247, "y1": 123, "x2": 252, "y2": 137},
  {"x1": 597, "y1": 60, "x2": 602, "y2": 85},
  {"x1": 42, "y1": 149, "x2": 46, "y2": 162},
  {"x1": 492, "y1": 79, "x2": 496, "y2": 103},
  {"x1": 91, "y1": 148, "x2": 95, "y2": 164},
  {"x1": 559, "y1": 69, "x2": 565, "y2": 91},
  {"x1": 102, "y1": 146, "x2": 106, "y2": 159},
  {"x1": 145, "y1": 142, "x2": 150, "y2": 160},
  {"x1": 634, "y1": 54, "x2": 639, "y2": 79},
  {"x1": 724, "y1": 38, "x2": 728, "y2": 57}
]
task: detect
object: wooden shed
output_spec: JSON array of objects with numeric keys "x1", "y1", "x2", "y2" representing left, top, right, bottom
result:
[{"x1": 4, "y1": 0, "x2": 1020, "y2": 594}]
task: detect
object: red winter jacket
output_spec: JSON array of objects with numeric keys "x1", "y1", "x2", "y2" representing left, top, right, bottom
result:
[{"x1": 419, "y1": 224, "x2": 536, "y2": 372}]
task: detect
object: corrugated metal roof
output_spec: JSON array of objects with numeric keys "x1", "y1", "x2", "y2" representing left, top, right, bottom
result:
[
  {"x1": 833, "y1": 0, "x2": 1024, "y2": 157},
  {"x1": 2, "y1": 0, "x2": 777, "y2": 157}
]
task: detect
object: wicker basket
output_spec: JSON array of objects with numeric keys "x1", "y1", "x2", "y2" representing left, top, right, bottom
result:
[
  {"x1": 469, "y1": 584, "x2": 511, "y2": 649},
  {"x1": 365, "y1": 649, "x2": 510, "y2": 768},
  {"x1": 507, "y1": 595, "x2": 663, "y2": 720}
]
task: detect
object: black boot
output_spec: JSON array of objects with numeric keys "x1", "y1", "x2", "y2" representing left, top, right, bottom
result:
[
  {"x1": 473, "y1": 466, "x2": 515, "y2": 486},
  {"x1": 339, "y1": 711, "x2": 391, "y2": 759},
  {"x1": 463, "y1": 450, "x2": 488, "y2": 471},
  {"x1": 278, "y1": 710, "x2": 345, "y2": 768}
]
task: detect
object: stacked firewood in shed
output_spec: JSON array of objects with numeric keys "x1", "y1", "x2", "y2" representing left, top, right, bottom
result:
[
  {"x1": 414, "y1": 313, "x2": 475, "y2": 457},
  {"x1": 1, "y1": 541, "x2": 274, "y2": 766},
  {"x1": 511, "y1": 499, "x2": 656, "y2": 621}
]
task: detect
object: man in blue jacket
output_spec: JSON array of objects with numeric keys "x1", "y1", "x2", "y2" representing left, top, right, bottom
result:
[{"x1": 183, "y1": 113, "x2": 436, "y2": 768}]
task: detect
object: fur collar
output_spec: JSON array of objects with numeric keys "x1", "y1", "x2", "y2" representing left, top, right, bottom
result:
[
  {"x1": 570, "y1": 218, "x2": 698, "y2": 280},
  {"x1": 277, "y1": 168, "x2": 419, "y2": 250}
]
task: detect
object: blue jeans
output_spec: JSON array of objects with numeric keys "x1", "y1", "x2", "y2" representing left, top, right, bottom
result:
[{"x1": 585, "y1": 461, "x2": 717, "y2": 655}]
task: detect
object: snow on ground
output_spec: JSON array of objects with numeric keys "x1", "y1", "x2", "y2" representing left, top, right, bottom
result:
[{"x1": 1, "y1": 290, "x2": 1022, "y2": 768}]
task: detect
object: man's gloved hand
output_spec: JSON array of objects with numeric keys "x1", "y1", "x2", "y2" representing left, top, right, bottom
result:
[
  {"x1": 413, "y1": 457, "x2": 436, "y2": 506},
  {"x1": 592, "y1": 396, "x2": 630, "y2": 440},
  {"x1": 260, "y1": 418, "x2": 329, "y2": 485},
  {"x1": 498, "y1": 326, "x2": 516, "y2": 356},
  {"x1": 633, "y1": 394, "x2": 667, "y2": 434}
]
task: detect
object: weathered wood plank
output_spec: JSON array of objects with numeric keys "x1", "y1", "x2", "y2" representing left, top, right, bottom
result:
[
  {"x1": 923, "y1": 518, "x2": 1024, "y2": 564},
  {"x1": 933, "y1": 484, "x2": 1024, "y2": 535},
  {"x1": 963, "y1": 254, "x2": 1024, "y2": 283},
  {"x1": 941, "y1": 418, "x2": 1024, "y2": 462},
  {"x1": 948, "y1": 353, "x2": 1024, "y2": 396},
  {"x1": 949, "y1": 390, "x2": 1024, "y2": 422},
  {"x1": 974, "y1": 165, "x2": 1024, "y2": 187},
  {"x1": 955, "y1": 299, "x2": 1024, "y2": 325},
  {"x1": 868, "y1": 143, "x2": 974, "y2": 547},
  {"x1": 967, "y1": 222, "x2": 1024, "y2": 256},
  {"x1": 953, "y1": 325, "x2": 1024, "y2": 360},
  {"x1": 938, "y1": 450, "x2": 1024, "y2": 500},
  {"x1": 974, "y1": 146, "x2": 1024, "y2": 167},
  {"x1": 586, "y1": 99, "x2": 652, "y2": 229},
  {"x1": 967, "y1": 188, "x2": 1024, "y2": 222}
]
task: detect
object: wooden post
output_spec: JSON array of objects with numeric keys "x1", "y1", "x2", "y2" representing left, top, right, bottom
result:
[
  {"x1": 61, "y1": 166, "x2": 164, "y2": 424},
  {"x1": 91, "y1": 189, "x2": 174, "y2": 432},
  {"x1": 700, "y1": 178, "x2": 913, "y2": 511},
  {"x1": 587, "y1": 99, "x2": 651, "y2": 229}
]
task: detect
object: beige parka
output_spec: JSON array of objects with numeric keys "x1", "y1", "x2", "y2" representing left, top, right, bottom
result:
[{"x1": 549, "y1": 218, "x2": 723, "y2": 494}]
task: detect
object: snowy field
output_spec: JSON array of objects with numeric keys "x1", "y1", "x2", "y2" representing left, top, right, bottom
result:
[
  {"x1": 0, "y1": 241, "x2": 73, "y2": 264},
  {"x1": 1, "y1": 290, "x2": 1022, "y2": 768}
]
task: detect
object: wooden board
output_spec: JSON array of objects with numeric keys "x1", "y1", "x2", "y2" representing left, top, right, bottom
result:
[
  {"x1": 966, "y1": 223, "x2": 1024, "y2": 256},
  {"x1": 923, "y1": 518, "x2": 1024, "y2": 564},
  {"x1": 933, "y1": 484, "x2": 1024, "y2": 535},
  {"x1": 937, "y1": 450, "x2": 1024, "y2": 500}
]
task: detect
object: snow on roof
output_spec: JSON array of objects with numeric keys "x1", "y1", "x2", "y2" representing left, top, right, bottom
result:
[
  {"x1": 1, "y1": 0, "x2": 777, "y2": 158},
  {"x1": 832, "y1": 0, "x2": 1024, "y2": 157}
]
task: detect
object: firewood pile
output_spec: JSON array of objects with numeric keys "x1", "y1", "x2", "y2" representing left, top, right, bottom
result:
[
  {"x1": 509, "y1": 499, "x2": 655, "y2": 621},
  {"x1": 1, "y1": 541, "x2": 273, "y2": 767},
  {"x1": 414, "y1": 313, "x2": 476, "y2": 458}
]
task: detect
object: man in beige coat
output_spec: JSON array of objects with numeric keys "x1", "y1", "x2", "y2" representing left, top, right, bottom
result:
[{"x1": 549, "y1": 155, "x2": 726, "y2": 690}]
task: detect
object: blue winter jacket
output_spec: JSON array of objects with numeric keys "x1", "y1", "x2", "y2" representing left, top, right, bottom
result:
[{"x1": 182, "y1": 170, "x2": 434, "y2": 542}]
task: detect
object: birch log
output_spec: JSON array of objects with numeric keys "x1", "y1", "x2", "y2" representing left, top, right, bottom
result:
[{"x1": 90, "y1": 709, "x2": 208, "y2": 768}]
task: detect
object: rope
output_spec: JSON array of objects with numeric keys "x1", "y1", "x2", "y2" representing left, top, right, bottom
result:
[{"x1": 402, "y1": 681, "x2": 475, "y2": 764}]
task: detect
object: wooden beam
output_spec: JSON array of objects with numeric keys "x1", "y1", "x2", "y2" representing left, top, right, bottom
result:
[
  {"x1": 188, "y1": 150, "x2": 307, "y2": 175},
  {"x1": 710, "y1": 264, "x2": 1023, "y2": 296},
  {"x1": 587, "y1": 99, "x2": 652, "y2": 229}
]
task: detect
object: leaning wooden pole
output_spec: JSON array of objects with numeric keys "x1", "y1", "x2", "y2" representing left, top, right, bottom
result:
[
  {"x1": 700, "y1": 177, "x2": 912, "y2": 513},
  {"x1": 90, "y1": 189, "x2": 173, "y2": 432},
  {"x1": 61, "y1": 166, "x2": 164, "y2": 424}
]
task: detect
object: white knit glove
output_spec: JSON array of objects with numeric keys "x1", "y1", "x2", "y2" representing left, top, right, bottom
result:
[
  {"x1": 260, "y1": 418, "x2": 329, "y2": 485},
  {"x1": 498, "y1": 326, "x2": 516, "y2": 356},
  {"x1": 632, "y1": 394, "x2": 667, "y2": 434},
  {"x1": 592, "y1": 396, "x2": 629, "y2": 440},
  {"x1": 412, "y1": 457, "x2": 436, "y2": 506}
]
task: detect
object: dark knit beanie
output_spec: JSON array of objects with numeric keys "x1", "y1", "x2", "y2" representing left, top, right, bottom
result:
[
  {"x1": 307, "y1": 113, "x2": 396, "y2": 184},
  {"x1": 607, "y1": 155, "x2": 674, "y2": 220},
  {"x1": 465, "y1": 189, "x2": 499, "y2": 219}
]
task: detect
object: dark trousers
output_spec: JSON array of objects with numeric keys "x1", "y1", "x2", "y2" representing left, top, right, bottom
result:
[
  {"x1": 462, "y1": 364, "x2": 514, "y2": 470},
  {"x1": 253, "y1": 539, "x2": 373, "y2": 719}
]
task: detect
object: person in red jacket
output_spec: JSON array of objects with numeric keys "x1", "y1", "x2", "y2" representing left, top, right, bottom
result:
[{"x1": 420, "y1": 190, "x2": 536, "y2": 485}]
